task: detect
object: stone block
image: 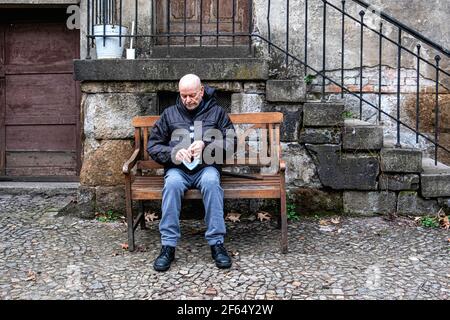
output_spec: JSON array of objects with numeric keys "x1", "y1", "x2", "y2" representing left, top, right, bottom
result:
[
  {"x1": 264, "y1": 105, "x2": 302, "y2": 142},
  {"x1": 299, "y1": 127, "x2": 341, "y2": 144},
  {"x1": 380, "y1": 148, "x2": 422, "y2": 173},
  {"x1": 421, "y1": 174, "x2": 450, "y2": 198},
  {"x1": 230, "y1": 93, "x2": 264, "y2": 113},
  {"x1": 58, "y1": 186, "x2": 96, "y2": 219},
  {"x1": 343, "y1": 120, "x2": 383, "y2": 150},
  {"x1": 421, "y1": 158, "x2": 450, "y2": 198},
  {"x1": 80, "y1": 140, "x2": 134, "y2": 186},
  {"x1": 303, "y1": 103, "x2": 344, "y2": 127},
  {"x1": 344, "y1": 191, "x2": 397, "y2": 216},
  {"x1": 281, "y1": 143, "x2": 322, "y2": 188},
  {"x1": 83, "y1": 93, "x2": 157, "y2": 140},
  {"x1": 289, "y1": 188, "x2": 343, "y2": 215},
  {"x1": 306, "y1": 144, "x2": 379, "y2": 190},
  {"x1": 379, "y1": 174, "x2": 420, "y2": 191},
  {"x1": 96, "y1": 186, "x2": 126, "y2": 214},
  {"x1": 266, "y1": 80, "x2": 306, "y2": 102},
  {"x1": 244, "y1": 82, "x2": 266, "y2": 94},
  {"x1": 397, "y1": 191, "x2": 440, "y2": 216}
]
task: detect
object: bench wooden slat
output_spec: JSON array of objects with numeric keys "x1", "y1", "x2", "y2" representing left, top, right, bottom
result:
[
  {"x1": 143, "y1": 127, "x2": 149, "y2": 161},
  {"x1": 132, "y1": 113, "x2": 283, "y2": 128},
  {"x1": 132, "y1": 187, "x2": 281, "y2": 200},
  {"x1": 137, "y1": 158, "x2": 279, "y2": 170}
]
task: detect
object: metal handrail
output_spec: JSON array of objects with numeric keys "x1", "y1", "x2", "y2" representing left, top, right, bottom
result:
[
  {"x1": 254, "y1": 34, "x2": 450, "y2": 155},
  {"x1": 351, "y1": 0, "x2": 450, "y2": 57}
]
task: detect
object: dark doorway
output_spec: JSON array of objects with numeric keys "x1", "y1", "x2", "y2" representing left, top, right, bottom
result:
[{"x1": 0, "y1": 8, "x2": 80, "y2": 181}]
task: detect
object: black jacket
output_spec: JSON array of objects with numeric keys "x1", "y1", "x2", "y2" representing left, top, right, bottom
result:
[{"x1": 147, "y1": 85, "x2": 235, "y2": 174}]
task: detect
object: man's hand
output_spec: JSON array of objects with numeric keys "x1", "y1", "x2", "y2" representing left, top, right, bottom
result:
[
  {"x1": 188, "y1": 140, "x2": 205, "y2": 158},
  {"x1": 175, "y1": 148, "x2": 192, "y2": 163}
]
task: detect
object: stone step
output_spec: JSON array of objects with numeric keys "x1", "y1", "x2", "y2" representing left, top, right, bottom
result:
[
  {"x1": 380, "y1": 143, "x2": 423, "y2": 173},
  {"x1": 343, "y1": 119, "x2": 383, "y2": 151},
  {"x1": 421, "y1": 158, "x2": 450, "y2": 198},
  {"x1": 265, "y1": 80, "x2": 306, "y2": 103},
  {"x1": 303, "y1": 102, "x2": 345, "y2": 127},
  {"x1": 0, "y1": 182, "x2": 79, "y2": 197}
]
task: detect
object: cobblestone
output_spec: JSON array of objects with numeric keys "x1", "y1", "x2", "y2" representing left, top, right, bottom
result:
[{"x1": 0, "y1": 194, "x2": 449, "y2": 300}]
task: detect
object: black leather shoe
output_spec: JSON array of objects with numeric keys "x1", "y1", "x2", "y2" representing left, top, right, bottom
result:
[
  {"x1": 210, "y1": 241, "x2": 232, "y2": 269},
  {"x1": 153, "y1": 245, "x2": 175, "y2": 272}
]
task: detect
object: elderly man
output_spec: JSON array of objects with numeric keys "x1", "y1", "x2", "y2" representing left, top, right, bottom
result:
[{"x1": 147, "y1": 74, "x2": 235, "y2": 271}]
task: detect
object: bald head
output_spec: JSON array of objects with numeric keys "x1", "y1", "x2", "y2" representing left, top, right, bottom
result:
[
  {"x1": 179, "y1": 74, "x2": 202, "y2": 91},
  {"x1": 179, "y1": 74, "x2": 204, "y2": 110}
]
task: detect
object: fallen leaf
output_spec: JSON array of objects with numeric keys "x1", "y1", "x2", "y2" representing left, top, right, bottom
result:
[
  {"x1": 25, "y1": 270, "x2": 36, "y2": 282},
  {"x1": 257, "y1": 211, "x2": 272, "y2": 222},
  {"x1": 319, "y1": 219, "x2": 329, "y2": 226},
  {"x1": 331, "y1": 217, "x2": 341, "y2": 224},
  {"x1": 292, "y1": 281, "x2": 301, "y2": 287},
  {"x1": 121, "y1": 243, "x2": 129, "y2": 250},
  {"x1": 230, "y1": 250, "x2": 239, "y2": 257},
  {"x1": 225, "y1": 212, "x2": 241, "y2": 223},
  {"x1": 136, "y1": 245, "x2": 148, "y2": 252},
  {"x1": 145, "y1": 211, "x2": 159, "y2": 222},
  {"x1": 205, "y1": 287, "x2": 217, "y2": 295}
]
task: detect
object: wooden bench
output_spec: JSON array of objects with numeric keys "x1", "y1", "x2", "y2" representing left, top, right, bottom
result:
[{"x1": 123, "y1": 112, "x2": 288, "y2": 253}]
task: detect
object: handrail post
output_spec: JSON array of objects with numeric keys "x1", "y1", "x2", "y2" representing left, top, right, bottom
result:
[
  {"x1": 286, "y1": 0, "x2": 289, "y2": 67},
  {"x1": 359, "y1": 10, "x2": 365, "y2": 120},
  {"x1": 434, "y1": 55, "x2": 441, "y2": 165},
  {"x1": 378, "y1": 22, "x2": 383, "y2": 122},
  {"x1": 395, "y1": 28, "x2": 402, "y2": 148},
  {"x1": 322, "y1": 1, "x2": 327, "y2": 100},
  {"x1": 415, "y1": 44, "x2": 421, "y2": 143},
  {"x1": 340, "y1": 0, "x2": 346, "y2": 99},
  {"x1": 87, "y1": 0, "x2": 91, "y2": 59}
]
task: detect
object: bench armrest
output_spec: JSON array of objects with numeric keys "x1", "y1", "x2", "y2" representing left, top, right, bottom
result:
[
  {"x1": 123, "y1": 149, "x2": 140, "y2": 174},
  {"x1": 280, "y1": 159, "x2": 286, "y2": 173}
]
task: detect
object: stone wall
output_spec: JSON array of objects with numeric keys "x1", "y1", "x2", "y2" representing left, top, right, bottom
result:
[
  {"x1": 74, "y1": 77, "x2": 449, "y2": 218},
  {"x1": 76, "y1": 0, "x2": 450, "y2": 164}
]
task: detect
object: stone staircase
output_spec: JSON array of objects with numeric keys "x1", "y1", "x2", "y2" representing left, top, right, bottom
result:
[{"x1": 269, "y1": 94, "x2": 450, "y2": 216}]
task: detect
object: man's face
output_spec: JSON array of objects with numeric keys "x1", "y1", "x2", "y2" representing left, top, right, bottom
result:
[{"x1": 179, "y1": 85, "x2": 204, "y2": 110}]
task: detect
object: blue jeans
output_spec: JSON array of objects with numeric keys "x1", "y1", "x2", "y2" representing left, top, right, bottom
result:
[{"x1": 160, "y1": 166, "x2": 226, "y2": 247}]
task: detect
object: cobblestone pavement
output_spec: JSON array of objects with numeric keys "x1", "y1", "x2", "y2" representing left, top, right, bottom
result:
[{"x1": 0, "y1": 194, "x2": 449, "y2": 300}]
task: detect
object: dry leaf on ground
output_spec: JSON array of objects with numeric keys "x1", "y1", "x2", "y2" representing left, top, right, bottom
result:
[
  {"x1": 205, "y1": 287, "x2": 218, "y2": 295},
  {"x1": 145, "y1": 211, "x2": 159, "y2": 222},
  {"x1": 319, "y1": 219, "x2": 329, "y2": 226},
  {"x1": 331, "y1": 217, "x2": 341, "y2": 224},
  {"x1": 25, "y1": 270, "x2": 36, "y2": 282},
  {"x1": 257, "y1": 211, "x2": 272, "y2": 222},
  {"x1": 225, "y1": 212, "x2": 241, "y2": 223}
]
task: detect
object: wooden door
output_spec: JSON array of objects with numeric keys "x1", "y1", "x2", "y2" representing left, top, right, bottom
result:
[
  {"x1": 155, "y1": 0, "x2": 251, "y2": 45},
  {"x1": 0, "y1": 9, "x2": 80, "y2": 180}
]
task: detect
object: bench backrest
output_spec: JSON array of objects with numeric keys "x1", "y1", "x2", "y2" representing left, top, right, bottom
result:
[{"x1": 132, "y1": 112, "x2": 283, "y2": 171}]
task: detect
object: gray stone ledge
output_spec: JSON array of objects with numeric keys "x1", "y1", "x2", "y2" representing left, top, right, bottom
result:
[{"x1": 74, "y1": 58, "x2": 269, "y2": 81}]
